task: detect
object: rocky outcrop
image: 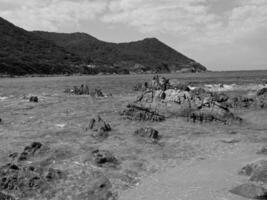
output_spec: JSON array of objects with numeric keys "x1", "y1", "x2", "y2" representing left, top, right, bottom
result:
[
  {"x1": 120, "y1": 104, "x2": 165, "y2": 122},
  {"x1": 87, "y1": 116, "x2": 111, "y2": 139}
]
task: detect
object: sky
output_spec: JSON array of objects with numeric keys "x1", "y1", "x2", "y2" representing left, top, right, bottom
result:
[{"x1": 0, "y1": 0, "x2": 266, "y2": 71}]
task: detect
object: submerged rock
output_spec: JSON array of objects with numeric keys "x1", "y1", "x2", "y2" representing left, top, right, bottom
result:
[
  {"x1": 91, "y1": 149, "x2": 119, "y2": 168},
  {"x1": 13, "y1": 142, "x2": 43, "y2": 162},
  {"x1": 134, "y1": 127, "x2": 160, "y2": 141},
  {"x1": 120, "y1": 104, "x2": 165, "y2": 122},
  {"x1": 239, "y1": 159, "x2": 267, "y2": 183},
  {"x1": 230, "y1": 183, "x2": 267, "y2": 199}
]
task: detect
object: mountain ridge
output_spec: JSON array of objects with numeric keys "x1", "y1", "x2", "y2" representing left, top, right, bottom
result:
[{"x1": 0, "y1": 16, "x2": 207, "y2": 75}]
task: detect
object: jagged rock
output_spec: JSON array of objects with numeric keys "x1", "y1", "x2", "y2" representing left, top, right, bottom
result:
[
  {"x1": 134, "y1": 127, "x2": 160, "y2": 141},
  {"x1": 87, "y1": 116, "x2": 111, "y2": 139},
  {"x1": 29, "y1": 96, "x2": 38, "y2": 103},
  {"x1": 190, "y1": 102, "x2": 242, "y2": 124},
  {"x1": 0, "y1": 192, "x2": 15, "y2": 200},
  {"x1": 91, "y1": 150, "x2": 119, "y2": 168},
  {"x1": 257, "y1": 88, "x2": 267, "y2": 96},
  {"x1": 239, "y1": 159, "x2": 267, "y2": 183},
  {"x1": 120, "y1": 104, "x2": 165, "y2": 122},
  {"x1": 230, "y1": 183, "x2": 267, "y2": 199}
]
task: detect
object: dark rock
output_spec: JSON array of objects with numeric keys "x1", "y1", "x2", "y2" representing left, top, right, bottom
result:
[
  {"x1": 134, "y1": 127, "x2": 160, "y2": 141},
  {"x1": 120, "y1": 104, "x2": 165, "y2": 122},
  {"x1": 17, "y1": 142, "x2": 43, "y2": 161},
  {"x1": 0, "y1": 192, "x2": 15, "y2": 200},
  {"x1": 212, "y1": 92, "x2": 229, "y2": 103},
  {"x1": 239, "y1": 160, "x2": 267, "y2": 183},
  {"x1": 87, "y1": 116, "x2": 111, "y2": 139},
  {"x1": 257, "y1": 88, "x2": 267, "y2": 96},
  {"x1": 91, "y1": 150, "x2": 119, "y2": 168},
  {"x1": 230, "y1": 183, "x2": 267, "y2": 199},
  {"x1": 29, "y1": 96, "x2": 38, "y2": 103}
]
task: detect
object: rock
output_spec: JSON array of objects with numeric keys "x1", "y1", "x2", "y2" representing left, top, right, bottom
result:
[
  {"x1": 239, "y1": 159, "x2": 267, "y2": 183},
  {"x1": 230, "y1": 183, "x2": 267, "y2": 199},
  {"x1": 190, "y1": 102, "x2": 242, "y2": 124},
  {"x1": 257, "y1": 88, "x2": 267, "y2": 96},
  {"x1": 120, "y1": 104, "x2": 165, "y2": 122},
  {"x1": 134, "y1": 127, "x2": 160, "y2": 141},
  {"x1": 91, "y1": 149, "x2": 119, "y2": 168},
  {"x1": 257, "y1": 146, "x2": 267, "y2": 155},
  {"x1": 15, "y1": 142, "x2": 43, "y2": 162},
  {"x1": 87, "y1": 116, "x2": 111, "y2": 139},
  {"x1": 0, "y1": 192, "x2": 15, "y2": 200},
  {"x1": 29, "y1": 96, "x2": 38, "y2": 103}
]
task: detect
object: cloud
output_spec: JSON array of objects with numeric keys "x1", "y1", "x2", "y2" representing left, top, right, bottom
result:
[{"x1": 0, "y1": 0, "x2": 108, "y2": 31}]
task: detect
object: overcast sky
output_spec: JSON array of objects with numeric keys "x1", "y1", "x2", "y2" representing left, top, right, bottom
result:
[{"x1": 0, "y1": 0, "x2": 266, "y2": 71}]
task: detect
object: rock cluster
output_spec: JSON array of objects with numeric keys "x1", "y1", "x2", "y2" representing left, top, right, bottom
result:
[
  {"x1": 64, "y1": 84, "x2": 107, "y2": 97},
  {"x1": 0, "y1": 142, "x2": 63, "y2": 199}
]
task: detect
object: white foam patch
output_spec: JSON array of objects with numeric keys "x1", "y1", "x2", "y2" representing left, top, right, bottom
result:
[
  {"x1": 55, "y1": 124, "x2": 66, "y2": 128},
  {"x1": 0, "y1": 96, "x2": 8, "y2": 101},
  {"x1": 204, "y1": 84, "x2": 266, "y2": 92}
]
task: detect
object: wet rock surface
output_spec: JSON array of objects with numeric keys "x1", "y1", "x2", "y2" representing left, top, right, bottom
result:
[
  {"x1": 230, "y1": 183, "x2": 267, "y2": 199},
  {"x1": 134, "y1": 127, "x2": 160, "y2": 142},
  {"x1": 0, "y1": 142, "x2": 64, "y2": 199},
  {"x1": 120, "y1": 104, "x2": 165, "y2": 122},
  {"x1": 258, "y1": 146, "x2": 267, "y2": 155},
  {"x1": 239, "y1": 159, "x2": 267, "y2": 183}
]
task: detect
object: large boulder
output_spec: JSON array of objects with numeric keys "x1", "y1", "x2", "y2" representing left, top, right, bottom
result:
[{"x1": 230, "y1": 183, "x2": 267, "y2": 199}]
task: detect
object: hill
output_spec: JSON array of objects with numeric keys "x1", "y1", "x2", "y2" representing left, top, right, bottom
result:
[
  {"x1": 0, "y1": 16, "x2": 206, "y2": 75},
  {"x1": 0, "y1": 17, "x2": 88, "y2": 75},
  {"x1": 35, "y1": 31, "x2": 207, "y2": 73}
]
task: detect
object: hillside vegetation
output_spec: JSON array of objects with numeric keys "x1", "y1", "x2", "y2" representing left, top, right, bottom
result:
[{"x1": 0, "y1": 16, "x2": 206, "y2": 75}]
